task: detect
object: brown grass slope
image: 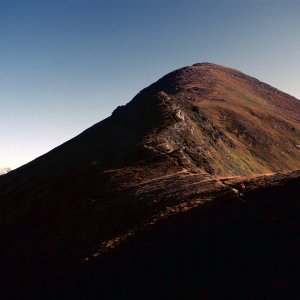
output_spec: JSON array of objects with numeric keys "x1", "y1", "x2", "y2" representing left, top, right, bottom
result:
[
  {"x1": 140, "y1": 62, "x2": 300, "y2": 176},
  {"x1": 1, "y1": 63, "x2": 300, "y2": 299}
]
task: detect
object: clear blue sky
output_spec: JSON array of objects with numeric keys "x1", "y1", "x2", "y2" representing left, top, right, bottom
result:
[{"x1": 1, "y1": 0, "x2": 300, "y2": 169}]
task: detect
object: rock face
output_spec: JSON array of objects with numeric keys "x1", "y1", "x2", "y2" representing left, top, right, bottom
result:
[{"x1": 1, "y1": 63, "x2": 300, "y2": 299}]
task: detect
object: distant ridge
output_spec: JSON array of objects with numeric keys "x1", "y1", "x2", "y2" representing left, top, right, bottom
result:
[{"x1": 0, "y1": 167, "x2": 10, "y2": 175}]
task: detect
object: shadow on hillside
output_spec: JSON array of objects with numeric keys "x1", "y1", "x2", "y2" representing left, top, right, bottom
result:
[{"x1": 9, "y1": 177, "x2": 297, "y2": 300}]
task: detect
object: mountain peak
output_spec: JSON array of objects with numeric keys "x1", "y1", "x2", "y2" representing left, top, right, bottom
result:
[
  {"x1": 1, "y1": 64, "x2": 300, "y2": 299},
  {"x1": 5, "y1": 64, "x2": 300, "y2": 182},
  {"x1": 117, "y1": 63, "x2": 300, "y2": 177}
]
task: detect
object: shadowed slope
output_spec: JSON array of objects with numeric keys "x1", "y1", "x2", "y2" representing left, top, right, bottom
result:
[{"x1": 3, "y1": 170, "x2": 300, "y2": 300}]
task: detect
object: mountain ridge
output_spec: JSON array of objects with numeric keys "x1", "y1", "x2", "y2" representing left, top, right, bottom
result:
[
  {"x1": 5, "y1": 63, "x2": 300, "y2": 180},
  {"x1": 1, "y1": 63, "x2": 300, "y2": 299}
]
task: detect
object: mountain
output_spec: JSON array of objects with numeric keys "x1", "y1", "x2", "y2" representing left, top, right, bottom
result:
[
  {"x1": 0, "y1": 167, "x2": 11, "y2": 175},
  {"x1": 1, "y1": 63, "x2": 300, "y2": 299}
]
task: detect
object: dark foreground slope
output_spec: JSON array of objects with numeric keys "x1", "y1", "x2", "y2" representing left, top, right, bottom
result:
[
  {"x1": 66, "y1": 172, "x2": 300, "y2": 300},
  {"x1": 3, "y1": 171, "x2": 300, "y2": 300},
  {"x1": 1, "y1": 63, "x2": 300, "y2": 299}
]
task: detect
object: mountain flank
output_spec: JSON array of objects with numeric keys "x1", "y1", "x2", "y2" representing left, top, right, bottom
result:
[{"x1": 1, "y1": 63, "x2": 300, "y2": 299}]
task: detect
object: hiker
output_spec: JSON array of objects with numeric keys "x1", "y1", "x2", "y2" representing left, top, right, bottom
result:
[{"x1": 239, "y1": 182, "x2": 246, "y2": 196}]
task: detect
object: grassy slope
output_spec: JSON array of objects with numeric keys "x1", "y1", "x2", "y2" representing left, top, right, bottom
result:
[{"x1": 186, "y1": 66, "x2": 300, "y2": 175}]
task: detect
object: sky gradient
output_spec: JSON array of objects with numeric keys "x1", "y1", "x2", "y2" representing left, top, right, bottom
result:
[{"x1": 1, "y1": 0, "x2": 300, "y2": 169}]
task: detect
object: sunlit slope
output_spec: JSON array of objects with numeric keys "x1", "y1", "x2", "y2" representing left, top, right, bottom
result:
[{"x1": 146, "y1": 63, "x2": 300, "y2": 176}]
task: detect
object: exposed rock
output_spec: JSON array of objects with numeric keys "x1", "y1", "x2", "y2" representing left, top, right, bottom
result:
[{"x1": 174, "y1": 109, "x2": 185, "y2": 121}]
